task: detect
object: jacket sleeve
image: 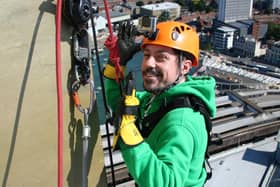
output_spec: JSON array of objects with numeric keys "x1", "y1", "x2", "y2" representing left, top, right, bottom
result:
[
  {"x1": 104, "y1": 78, "x2": 121, "y2": 113},
  {"x1": 120, "y1": 124, "x2": 196, "y2": 187}
]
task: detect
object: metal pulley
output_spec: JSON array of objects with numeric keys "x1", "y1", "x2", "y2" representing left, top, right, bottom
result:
[{"x1": 62, "y1": 0, "x2": 92, "y2": 27}]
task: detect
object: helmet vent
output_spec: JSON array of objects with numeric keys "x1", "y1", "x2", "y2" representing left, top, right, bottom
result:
[
  {"x1": 173, "y1": 27, "x2": 181, "y2": 33},
  {"x1": 180, "y1": 26, "x2": 185, "y2": 31}
]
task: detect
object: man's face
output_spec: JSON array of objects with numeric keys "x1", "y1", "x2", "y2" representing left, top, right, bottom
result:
[{"x1": 141, "y1": 45, "x2": 181, "y2": 93}]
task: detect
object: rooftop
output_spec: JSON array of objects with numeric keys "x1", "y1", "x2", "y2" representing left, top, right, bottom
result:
[
  {"x1": 141, "y1": 2, "x2": 180, "y2": 11},
  {"x1": 218, "y1": 26, "x2": 236, "y2": 32},
  {"x1": 228, "y1": 21, "x2": 250, "y2": 29},
  {"x1": 274, "y1": 41, "x2": 280, "y2": 47}
]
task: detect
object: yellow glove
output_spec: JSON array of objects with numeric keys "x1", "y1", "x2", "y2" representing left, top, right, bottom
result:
[
  {"x1": 103, "y1": 63, "x2": 126, "y2": 80},
  {"x1": 112, "y1": 73, "x2": 143, "y2": 149}
]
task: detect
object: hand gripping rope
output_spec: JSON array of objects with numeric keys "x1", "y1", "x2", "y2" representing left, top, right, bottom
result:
[{"x1": 103, "y1": 0, "x2": 124, "y2": 83}]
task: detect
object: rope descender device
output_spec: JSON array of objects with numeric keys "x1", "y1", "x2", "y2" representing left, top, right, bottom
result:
[{"x1": 72, "y1": 28, "x2": 91, "y2": 86}]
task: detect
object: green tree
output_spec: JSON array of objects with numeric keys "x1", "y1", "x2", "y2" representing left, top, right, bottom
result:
[
  {"x1": 201, "y1": 42, "x2": 212, "y2": 51},
  {"x1": 265, "y1": 8, "x2": 273, "y2": 14},
  {"x1": 136, "y1": 1, "x2": 144, "y2": 6},
  {"x1": 174, "y1": 0, "x2": 186, "y2": 6},
  {"x1": 158, "y1": 10, "x2": 170, "y2": 22},
  {"x1": 196, "y1": 0, "x2": 206, "y2": 12},
  {"x1": 188, "y1": 0, "x2": 207, "y2": 12},
  {"x1": 266, "y1": 22, "x2": 280, "y2": 40}
]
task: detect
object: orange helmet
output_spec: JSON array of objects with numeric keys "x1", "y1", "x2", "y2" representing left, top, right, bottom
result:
[{"x1": 142, "y1": 21, "x2": 199, "y2": 66}]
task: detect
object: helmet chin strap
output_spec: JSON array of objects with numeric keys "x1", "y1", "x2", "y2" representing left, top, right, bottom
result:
[{"x1": 146, "y1": 52, "x2": 184, "y2": 95}]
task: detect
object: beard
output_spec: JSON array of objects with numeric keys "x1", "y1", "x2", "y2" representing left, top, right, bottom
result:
[
  {"x1": 142, "y1": 67, "x2": 184, "y2": 94},
  {"x1": 142, "y1": 68, "x2": 164, "y2": 94}
]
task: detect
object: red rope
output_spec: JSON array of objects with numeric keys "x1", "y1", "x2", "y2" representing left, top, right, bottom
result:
[
  {"x1": 55, "y1": 0, "x2": 63, "y2": 186},
  {"x1": 103, "y1": 0, "x2": 113, "y2": 36},
  {"x1": 103, "y1": 0, "x2": 124, "y2": 81},
  {"x1": 104, "y1": 36, "x2": 124, "y2": 81}
]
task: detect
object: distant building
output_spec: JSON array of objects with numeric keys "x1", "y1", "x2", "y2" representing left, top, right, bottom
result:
[
  {"x1": 265, "y1": 41, "x2": 280, "y2": 67},
  {"x1": 94, "y1": 0, "x2": 135, "y2": 11},
  {"x1": 252, "y1": 21, "x2": 268, "y2": 40},
  {"x1": 94, "y1": 0, "x2": 121, "y2": 10},
  {"x1": 212, "y1": 18, "x2": 269, "y2": 54},
  {"x1": 212, "y1": 26, "x2": 236, "y2": 50},
  {"x1": 87, "y1": 15, "x2": 108, "y2": 49},
  {"x1": 271, "y1": 0, "x2": 280, "y2": 9},
  {"x1": 88, "y1": 15, "x2": 107, "y2": 34},
  {"x1": 234, "y1": 35, "x2": 267, "y2": 57},
  {"x1": 217, "y1": 0, "x2": 253, "y2": 23},
  {"x1": 99, "y1": 11, "x2": 131, "y2": 26},
  {"x1": 212, "y1": 19, "x2": 254, "y2": 40},
  {"x1": 140, "y1": 2, "x2": 181, "y2": 20},
  {"x1": 87, "y1": 11, "x2": 130, "y2": 47},
  {"x1": 227, "y1": 20, "x2": 253, "y2": 36}
]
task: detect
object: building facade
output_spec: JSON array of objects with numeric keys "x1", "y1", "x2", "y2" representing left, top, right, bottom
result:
[
  {"x1": 234, "y1": 36, "x2": 267, "y2": 57},
  {"x1": 271, "y1": 0, "x2": 280, "y2": 9},
  {"x1": 94, "y1": 0, "x2": 135, "y2": 10},
  {"x1": 252, "y1": 21, "x2": 268, "y2": 40},
  {"x1": 217, "y1": 0, "x2": 253, "y2": 23},
  {"x1": 265, "y1": 41, "x2": 280, "y2": 66},
  {"x1": 212, "y1": 26, "x2": 236, "y2": 50}
]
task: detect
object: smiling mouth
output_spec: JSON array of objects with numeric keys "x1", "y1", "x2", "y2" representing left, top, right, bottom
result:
[
  {"x1": 144, "y1": 73, "x2": 157, "y2": 77},
  {"x1": 143, "y1": 68, "x2": 161, "y2": 78},
  {"x1": 143, "y1": 73, "x2": 159, "y2": 82}
]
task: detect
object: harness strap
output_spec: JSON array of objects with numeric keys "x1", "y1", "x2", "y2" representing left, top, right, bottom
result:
[
  {"x1": 139, "y1": 94, "x2": 214, "y2": 181},
  {"x1": 140, "y1": 95, "x2": 212, "y2": 138}
]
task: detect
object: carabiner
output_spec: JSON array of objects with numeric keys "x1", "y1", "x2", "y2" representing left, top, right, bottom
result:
[{"x1": 71, "y1": 79, "x2": 95, "y2": 114}]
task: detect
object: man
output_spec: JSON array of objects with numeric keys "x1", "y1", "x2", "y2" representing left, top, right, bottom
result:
[{"x1": 103, "y1": 21, "x2": 216, "y2": 187}]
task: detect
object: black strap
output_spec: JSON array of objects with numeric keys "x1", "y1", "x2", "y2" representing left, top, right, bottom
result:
[{"x1": 140, "y1": 95, "x2": 212, "y2": 138}]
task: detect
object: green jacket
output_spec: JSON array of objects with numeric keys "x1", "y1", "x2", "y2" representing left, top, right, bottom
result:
[{"x1": 105, "y1": 75, "x2": 216, "y2": 187}]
